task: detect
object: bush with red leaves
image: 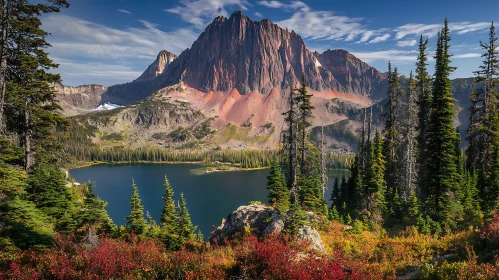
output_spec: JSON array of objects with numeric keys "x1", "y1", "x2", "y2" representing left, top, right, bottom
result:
[{"x1": 232, "y1": 234, "x2": 351, "y2": 280}]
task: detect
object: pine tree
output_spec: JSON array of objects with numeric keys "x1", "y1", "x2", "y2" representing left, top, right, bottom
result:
[
  {"x1": 424, "y1": 19, "x2": 463, "y2": 226},
  {"x1": 3, "y1": 0, "x2": 69, "y2": 171},
  {"x1": 282, "y1": 84, "x2": 298, "y2": 203},
  {"x1": 363, "y1": 131, "x2": 387, "y2": 225},
  {"x1": 416, "y1": 35, "x2": 433, "y2": 202},
  {"x1": 383, "y1": 63, "x2": 403, "y2": 203},
  {"x1": 295, "y1": 74, "x2": 314, "y2": 172},
  {"x1": 178, "y1": 193, "x2": 196, "y2": 242},
  {"x1": 401, "y1": 72, "x2": 418, "y2": 200},
  {"x1": 330, "y1": 177, "x2": 340, "y2": 207},
  {"x1": 125, "y1": 179, "x2": 147, "y2": 235},
  {"x1": 297, "y1": 144, "x2": 327, "y2": 215},
  {"x1": 78, "y1": 182, "x2": 115, "y2": 236},
  {"x1": 267, "y1": 158, "x2": 290, "y2": 212},
  {"x1": 160, "y1": 175, "x2": 181, "y2": 249},
  {"x1": 467, "y1": 22, "x2": 499, "y2": 209}
]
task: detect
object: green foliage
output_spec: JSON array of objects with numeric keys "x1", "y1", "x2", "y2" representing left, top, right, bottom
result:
[
  {"x1": 100, "y1": 132, "x2": 124, "y2": 142},
  {"x1": 267, "y1": 159, "x2": 289, "y2": 212},
  {"x1": 424, "y1": 19, "x2": 463, "y2": 227},
  {"x1": 178, "y1": 193, "x2": 196, "y2": 242},
  {"x1": 125, "y1": 180, "x2": 147, "y2": 235},
  {"x1": 76, "y1": 183, "x2": 116, "y2": 237},
  {"x1": 160, "y1": 175, "x2": 181, "y2": 250}
]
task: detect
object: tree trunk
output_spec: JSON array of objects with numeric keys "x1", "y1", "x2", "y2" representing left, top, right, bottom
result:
[
  {"x1": 24, "y1": 107, "x2": 34, "y2": 172},
  {"x1": 0, "y1": 0, "x2": 9, "y2": 130}
]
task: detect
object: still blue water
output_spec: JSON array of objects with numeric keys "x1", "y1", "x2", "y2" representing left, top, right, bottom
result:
[{"x1": 69, "y1": 163, "x2": 347, "y2": 238}]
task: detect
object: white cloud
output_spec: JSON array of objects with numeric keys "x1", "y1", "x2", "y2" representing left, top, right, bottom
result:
[
  {"x1": 453, "y1": 53, "x2": 481, "y2": 58},
  {"x1": 42, "y1": 14, "x2": 199, "y2": 85},
  {"x1": 397, "y1": 39, "x2": 417, "y2": 47},
  {"x1": 352, "y1": 50, "x2": 418, "y2": 63},
  {"x1": 165, "y1": 0, "x2": 250, "y2": 28},
  {"x1": 369, "y1": 34, "x2": 391, "y2": 43},
  {"x1": 254, "y1": 12, "x2": 263, "y2": 18},
  {"x1": 395, "y1": 21, "x2": 490, "y2": 39},
  {"x1": 117, "y1": 9, "x2": 132, "y2": 15},
  {"x1": 257, "y1": 0, "x2": 309, "y2": 11},
  {"x1": 357, "y1": 30, "x2": 374, "y2": 43}
]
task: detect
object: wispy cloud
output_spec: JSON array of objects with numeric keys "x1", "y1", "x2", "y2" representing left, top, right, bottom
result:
[
  {"x1": 117, "y1": 9, "x2": 132, "y2": 15},
  {"x1": 352, "y1": 50, "x2": 418, "y2": 63},
  {"x1": 43, "y1": 14, "x2": 199, "y2": 85},
  {"x1": 395, "y1": 22, "x2": 490, "y2": 39},
  {"x1": 369, "y1": 34, "x2": 391, "y2": 43},
  {"x1": 165, "y1": 0, "x2": 250, "y2": 28},
  {"x1": 397, "y1": 39, "x2": 417, "y2": 47},
  {"x1": 453, "y1": 53, "x2": 481, "y2": 58},
  {"x1": 254, "y1": 12, "x2": 263, "y2": 18},
  {"x1": 257, "y1": 0, "x2": 308, "y2": 11}
]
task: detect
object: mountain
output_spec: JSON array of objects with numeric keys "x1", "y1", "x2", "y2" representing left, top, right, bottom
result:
[
  {"x1": 58, "y1": 11, "x2": 476, "y2": 152},
  {"x1": 100, "y1": 11, "x2": 386, "y2": 106},
  {"x1": 135, "y1": 50, "x2": 177, "y2": 82},
  {"x1": 54, "y1": 83, "x2": 107, "y2": 116}
]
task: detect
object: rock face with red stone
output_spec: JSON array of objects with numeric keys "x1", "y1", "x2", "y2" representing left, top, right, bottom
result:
[
  {"x1": 102, "y1": 11, "x2": 387, "y2": 105},
  {"x1": 135, "y1": 50, "x2": 177, "y2": 82}
]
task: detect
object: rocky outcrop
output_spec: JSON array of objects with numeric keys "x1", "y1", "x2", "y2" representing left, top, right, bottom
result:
[
  {"x1": 54, "y1": 83, "x2": 107, "y2": 116},
  {"x1": 209, "y1": 204, "x2": 326, "y2": 253},
  {"x1": 135, "y1": 50, "x2": 177, "y2": 82}
]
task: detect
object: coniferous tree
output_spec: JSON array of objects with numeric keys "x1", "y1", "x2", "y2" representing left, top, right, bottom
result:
[
  {"x1": 467, "y1": 22, "x2": 499, "y2": 209},
  {"x1": 424, "y1": 20, "x2": 463, "y2": 226},
  {"x1": 160, "y1": 175, "x2": 180, "y2": 249},
  {"x1": 282, "y1": 85, "x2": 298, "y2": 203},
  {"x1": 178, "y1": 193, "x2": 196, "y2": 242},
  {"x1": 295, "y1": 74, "x2": 314, "y2": 172},
  {"x1": 78, "y1": 182, "x2": 115, "y2": 236},
  {"x1": 125, "y1": 179, "x2": 147, "y2": 235},
  {"x1": 330, "y1": 177, "x2": 340, "y2": 207},
  {"x1": 267, "y1": 158, "x2": 290, "y2": 212},
  {"x1": 401, "y1": 72, "x2": 418, "y2": 200},
  {"x1": 416, "y1": 35, "x2": 433, "y2": 201},
  {"x1": 4, "y1": 0, "x2": 69, "y2": 171},
  {"x1": 297, "y1": 144, "x2": 327, "y2": 215}
]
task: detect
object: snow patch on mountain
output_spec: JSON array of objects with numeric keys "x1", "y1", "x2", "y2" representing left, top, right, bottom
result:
[{"x1": 94, "y1": 103, "x2": 122, "y2": 111}]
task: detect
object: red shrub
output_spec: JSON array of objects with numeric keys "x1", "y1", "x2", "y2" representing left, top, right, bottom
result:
[
  {"x1": 481, "y1": 213, "x2": 499, "y2": 244},
  {"x1": 233, "y1": 234, "x2": 349, "y2": 280}
]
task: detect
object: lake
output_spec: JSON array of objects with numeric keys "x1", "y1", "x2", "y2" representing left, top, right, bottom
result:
[{"x1": 69, "y1": 163, "x2": 348, "y2": 238}]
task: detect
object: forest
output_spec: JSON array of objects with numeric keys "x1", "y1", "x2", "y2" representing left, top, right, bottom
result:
[{"x1": 1, "y1": 0, "x2": 499, "y2": 279}]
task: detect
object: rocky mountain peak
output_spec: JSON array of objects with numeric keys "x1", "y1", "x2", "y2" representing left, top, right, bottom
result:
[{"x1": 135, "y1": 50, "x2": 177, "y2": 82}]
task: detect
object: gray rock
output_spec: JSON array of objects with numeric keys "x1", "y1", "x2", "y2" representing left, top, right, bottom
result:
[{"x1": 210, "y1": 204, "x2": 326, "y2": 253}]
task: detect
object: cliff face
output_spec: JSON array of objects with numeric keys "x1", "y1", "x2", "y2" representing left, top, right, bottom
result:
[
  {"x1": 135, "y1": 50, "x2": 177, "y2": 82},
  {"x1": 54, "y1": 83, "x2": 107, "y2": 116},
  {"x1": 101, "y1": 11, "x2": 387, "y2": 105}
]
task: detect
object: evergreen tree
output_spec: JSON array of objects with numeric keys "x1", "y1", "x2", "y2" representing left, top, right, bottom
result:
[
  {"x1": 363, "y1": 131, "x2": 387, "y2": 225},
  {"x1": 297, "y1": 144, "x2": 327, "y2": 215},
  {"x1": 424, "y1": 19, "x2": 463, "y2": 227},
  {"x1": 125, "y1": 179, "x2": 147, "y2": 235},
  {"x1": 77, "y1": 182, "x2": 115, "y2": 236},
  {"x1": 401, "y1": 71, "x2": 418, "y2": 200},
  {"x1": 383, "y1": 63, "x2": 403, "y2": 206},
  {"x1": 330, "y1": 177, "x2": 340, "y2": 207},
  {"x1": 4, "y1": 0, "x2": 69, "y2": 171},
  {"x1": 416, "y1": 35, "x2": 433, "y2": 202},
  {"x1": 282, "y1": 84, "x2": 298, "y2": 203},
  {"x1": 178, "y1": 193, "x2": 196, "y2": 242},
  {"x1": 160, "y1": 175, "x2": 182, "y2": 250},
  {"x1": 294, "y1": 74, "x2": 314, "y2": 172},
  {"x1": 26, "y1": 153, "x2": 74, "y2": 231},
  {"x1": 267, "y1": 158, "x2": 290, "y2": 212},
  {"x1": 467, "y1": 22, "x2": 499, "y2": 209}
]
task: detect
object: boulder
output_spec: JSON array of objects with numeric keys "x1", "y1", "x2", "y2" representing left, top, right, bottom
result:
[{"x1": 210, "y1": 204, "x2": 326, "y2": 253}]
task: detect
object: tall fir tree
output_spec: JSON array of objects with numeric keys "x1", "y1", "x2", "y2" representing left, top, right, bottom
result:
[
  {"x1": 125, "y1": 179, "x2": 147, "y2": 235},
  {"x1": 467, "y1": 22, "x2": 499, "y2": 209},
  {"x1": 294, "y1": 74, "x2": 314, "y2": 172},
  {"x1": 282, "y1": 84, "x2": 298, "y2": 203},
  {"x1": 416, "y1": 35, "x2": 433, "y2": 201},
  {"x1": 160, "y1": 175, "x2": 181, "y2": 249},
  {"x1": 401, "y1": 71, "x2": 418, "y2": 200},
  {"x1": 178, "y1": 193, "x2": 196, "y2": 242},
  {"x1": 424, "y1": 19, "x2": 463, "y2": 226},
  {"x1": 267, "y1": 158, "x2": 290, "y2": 212}
]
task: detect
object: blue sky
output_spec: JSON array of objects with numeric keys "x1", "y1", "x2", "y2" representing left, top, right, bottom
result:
[{"x1": 43, "y1": 0, "x2": 499, "y2": 86}]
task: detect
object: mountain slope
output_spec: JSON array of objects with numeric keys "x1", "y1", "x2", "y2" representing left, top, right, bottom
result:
[
  {"x1": 54, "y1": 83, "x2": 107, "y2": 116},
  {"x1": 100, "y1": 11, "x2": 387, "y2": 106}
]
